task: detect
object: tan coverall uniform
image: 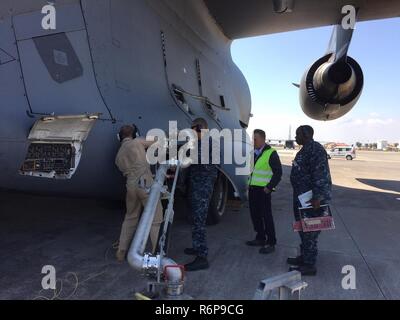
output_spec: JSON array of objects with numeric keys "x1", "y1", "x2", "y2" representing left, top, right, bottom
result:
[{"x1": 115, "y1": 137, "x2": 163, "y2": 253}]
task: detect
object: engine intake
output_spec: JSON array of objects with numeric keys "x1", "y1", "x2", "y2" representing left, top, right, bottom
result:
[{"x1": 300, "y1": 54, "x2": 364, "y2": 121}]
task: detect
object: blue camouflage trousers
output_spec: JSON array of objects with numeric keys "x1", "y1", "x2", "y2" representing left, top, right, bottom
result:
[
  {"x1": 293, "y1": 196, "x2": 322, "y2": 266},
  {"x1": 189, "y1": 174, "x2": 216, "y2": 258}
]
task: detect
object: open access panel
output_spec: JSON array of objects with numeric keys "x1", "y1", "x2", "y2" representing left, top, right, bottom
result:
[{"x1": 20, "y1": 114, "x2": 100, "y2": 179}]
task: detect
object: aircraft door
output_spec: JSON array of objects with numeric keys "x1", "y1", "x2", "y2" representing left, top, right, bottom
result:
[{"x1": 12, "y1": 3, "x2": 112, "y2": 118}]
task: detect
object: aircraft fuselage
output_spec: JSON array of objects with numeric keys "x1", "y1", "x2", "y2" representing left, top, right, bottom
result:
[{"x1": 0, "y1": 0, "x2": 252, "y2": 199}]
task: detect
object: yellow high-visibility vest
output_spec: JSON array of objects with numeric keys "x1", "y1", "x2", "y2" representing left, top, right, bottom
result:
[{"x1": 249, "y1": 148, "x2": 275, "y2": 187}]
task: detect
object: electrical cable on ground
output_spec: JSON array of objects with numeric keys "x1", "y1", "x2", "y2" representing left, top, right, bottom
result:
[{"x1": 33, "y1": 241, "x2": 120, "y2": 300}]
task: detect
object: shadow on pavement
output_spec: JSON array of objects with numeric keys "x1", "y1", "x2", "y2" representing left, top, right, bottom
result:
[{"x1": 356, "y1": 178, "x2": 400, "y2": 193}]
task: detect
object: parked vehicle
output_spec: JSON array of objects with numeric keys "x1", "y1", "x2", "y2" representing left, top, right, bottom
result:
[{"x1": 327, "y1": 146, "x2": 356, "y2": 160}]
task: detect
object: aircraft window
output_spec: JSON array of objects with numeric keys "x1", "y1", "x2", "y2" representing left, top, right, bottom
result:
[{"x1": 33, "y1": 33, "x2": 83, "y2": 83}]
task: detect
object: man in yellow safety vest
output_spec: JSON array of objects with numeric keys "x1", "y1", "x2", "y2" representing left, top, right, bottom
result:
[{"x1": 246, "y1": 129, "x2": 283, "y2": 254}]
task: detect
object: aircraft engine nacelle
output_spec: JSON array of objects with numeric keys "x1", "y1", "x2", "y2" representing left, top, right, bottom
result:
[{"x1": 299, "y1": 54, "x2": 364, "y2": 121}]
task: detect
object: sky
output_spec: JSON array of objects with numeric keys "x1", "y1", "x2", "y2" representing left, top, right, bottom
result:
[{"x1": 231, "y1": 18, "x2": 400, "y2": 144}]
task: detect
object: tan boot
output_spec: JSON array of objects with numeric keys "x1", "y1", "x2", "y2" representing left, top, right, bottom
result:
[{"x1": 116, "y1": 249, "x2": 127, "y2": 262}]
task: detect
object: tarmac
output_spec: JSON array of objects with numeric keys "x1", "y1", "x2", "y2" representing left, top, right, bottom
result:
[{"x1": 1, "y1": 150, "x2": 400, "y2": 300}]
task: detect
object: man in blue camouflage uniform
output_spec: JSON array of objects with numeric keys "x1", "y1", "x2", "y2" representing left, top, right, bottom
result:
[
  {"x1": 288, "y1": 125, "x2": 332, "y2": 276},
  {"x1": 184, "y1": 118, "x2": 218, "y2": 271}
]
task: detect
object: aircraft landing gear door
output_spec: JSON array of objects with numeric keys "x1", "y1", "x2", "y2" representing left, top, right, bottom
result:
[{"x1": 20, "y1": 114, "x2": 100, "y2": 179}]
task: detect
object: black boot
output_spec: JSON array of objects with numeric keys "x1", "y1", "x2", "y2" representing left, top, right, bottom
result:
[
  {"x1": 184, "y1": 256, "x2": 209, "y2": 272},
  {"x1": 184, "y1": 248, "x2": 198, "y2": 256},
  {"x1": 259, "y1": 245, "x2": 275, "y2": 254},
  {"x1": 289, "y1": 264, "x2": 317, "y2": 276},
  {"x1": 245, "y1": 239, "x2": 266, "y2": 247},
  {"x1": 287, "y1": 256, "x2": 304, "y2": 266}
]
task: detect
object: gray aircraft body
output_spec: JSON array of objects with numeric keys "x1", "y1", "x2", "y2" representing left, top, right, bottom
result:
[{"x1": 0, "y1": 0, "x2": 399, "y2": 220}]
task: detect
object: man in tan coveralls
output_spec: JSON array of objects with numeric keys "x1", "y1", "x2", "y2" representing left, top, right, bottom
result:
[{"x1": 115, "y1": 125, "x2": 163, "y2": 262}]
